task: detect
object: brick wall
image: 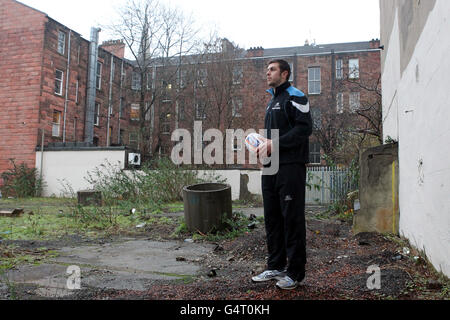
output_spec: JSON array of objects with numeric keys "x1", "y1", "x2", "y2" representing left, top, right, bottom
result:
[
  {"x1": 0, "y1": 0, "x2": 47, "y2": 182},
  {"x1": 38, "y1": 18, "x2": 90, "y2": 147}
]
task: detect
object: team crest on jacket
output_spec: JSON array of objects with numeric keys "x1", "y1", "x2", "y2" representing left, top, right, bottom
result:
[{"x1": 291, "y1": 101, "x2": 310, "y2": 113}]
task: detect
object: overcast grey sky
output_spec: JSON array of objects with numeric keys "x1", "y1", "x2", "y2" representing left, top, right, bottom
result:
[{"x1": 18, "y1": 0, "x2": 380, "y2": 49}]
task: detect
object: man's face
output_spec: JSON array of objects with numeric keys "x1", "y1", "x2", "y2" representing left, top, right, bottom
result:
[{"x1": 266, "y1": 63, "x2": 287, "y2": 88}]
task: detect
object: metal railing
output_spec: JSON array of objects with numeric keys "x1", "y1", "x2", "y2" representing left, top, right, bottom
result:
[{"x1": 306, "y1": 166, "x2": 356, "y2": 205}]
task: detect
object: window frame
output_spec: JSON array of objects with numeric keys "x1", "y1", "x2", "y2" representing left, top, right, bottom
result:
[
  {"x1": 57, "y1": 31, "x2": 66, "y2": 55},
  {"x1": 349, "y1": 59, "x2": 360, "y2": 79},
  {"x1": 54, "y1": 69, "x2": 64, "y2": 96},
  {"x1": 119, "y1": 97, "x2": 124, "y2": 118},
  {"x1": 308, "y1": 67, "x2": 321, "y2": 95},
  {"x1": 75, "y1": 80, "x2": 79, "y2": 104},
  {"x1": 160, "y1": 112, "x2": 172, "y2": 135},
  {"x1": 130, "y1": 103, "x2": 140, "y2": 121},
  {"x1": 311, "y1": 108, "x2": 322, "y2": 130},
  {"x1": 94, "y1": 102, "x2": 100, "y2": 126},
  {"x1": 96, "y1": 61, "x2": 102, "y2": 90},
  {"x1": 195, "y1": 101, "x2": 207, "y2": 120},
  {"x1": 336, "y1": 59, "x2": 343, "y2": 80},
  {"x1": 131, "y1": 72, "x2": 142, "y2": 91},
  {"x1": 349, "y1": 92, "x2": 361, "y2": 112},
  {"x1": 197, "y1": 68, "x2": 207, "y2": 87},
  {"x1": 309, "y1": 142, "x2": 322, "y2": 165},
  {"x1": 288, "y1": 62, "x2": 294, "y2": 83},
  {"x1": 52, "y1": 110, "x2": 61, "y2": 137},
  {"x1": 129, "y1": 131, "x2": 139, "y2": 149},
  {"x1": 233, "y1": 65, "x2": 243, "y2": 85}
]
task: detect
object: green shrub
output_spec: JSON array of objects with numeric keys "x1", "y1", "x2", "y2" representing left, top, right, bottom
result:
[
  {"x1": 1, "y1": 160, "x2": 44, "y2": 198},
  {"x1": 83, "y1": 157, "x2": 204, "y2": 210}
]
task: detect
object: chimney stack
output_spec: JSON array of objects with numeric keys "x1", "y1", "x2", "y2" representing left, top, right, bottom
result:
[
  {"x1": 246, "y1": 46, "x2": 264, "y2": 58},
  {"x1": 101, "y1": 39, "x2": 126, "y2": 59},
  {"x1": 370, "y1": 38, "x2": 381, "y2": 49}
]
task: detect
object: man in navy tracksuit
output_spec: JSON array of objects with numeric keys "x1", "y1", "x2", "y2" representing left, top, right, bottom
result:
[{"x1": 252, "y1": 59, "x2": 313, "y2": 290}]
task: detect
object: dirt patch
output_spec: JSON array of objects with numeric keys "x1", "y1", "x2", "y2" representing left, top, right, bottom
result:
[{"x1": 1, "y1": 207, "x2": 448, "y2": 300}]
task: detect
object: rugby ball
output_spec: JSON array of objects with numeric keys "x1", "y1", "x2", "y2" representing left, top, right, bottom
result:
[{"x1": 245, "y1": 133, "x2": 265, "y2": 153}]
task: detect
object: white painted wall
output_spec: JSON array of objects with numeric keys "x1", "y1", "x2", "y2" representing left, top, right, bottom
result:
[
  {"x1": 35, "y1": 151, "x2": 345, "y2": 204},
  {"x1": 197, "y1": 169, "x2": 262, "y2": 201},
  {"x1": 382, "y1": 1, "x2": 450, "y2": 277},
  {"x1": 36, "y1": 150, "x2": 126, "y2": 197},
  {"x1": 381, "y1": 8, "x2": 401, "y2": 142}
]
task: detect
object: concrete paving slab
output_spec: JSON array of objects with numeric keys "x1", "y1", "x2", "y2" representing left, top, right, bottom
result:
[
  {"x1": 54, "y1": 240, "x2": 214, "y2": 277},
  {"x1": 1, "y1": 239, "x2": 216, "y2": 297}
]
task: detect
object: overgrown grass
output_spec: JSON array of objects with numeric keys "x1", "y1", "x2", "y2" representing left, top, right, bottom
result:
[
  {"x1": 0, "y1": 197, "x2": 180, "y2": 241},
  {"x1": 173, "y1": 211, "x2": 264, "y2": 242},
  {"x1": 80, "y1": 157, "x2": 204, "y2": 211}
]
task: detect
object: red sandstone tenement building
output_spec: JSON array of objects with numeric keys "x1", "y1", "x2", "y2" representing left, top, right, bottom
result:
[{"x1": 0, "y1": 0, "x2": 381, "y2": 186}]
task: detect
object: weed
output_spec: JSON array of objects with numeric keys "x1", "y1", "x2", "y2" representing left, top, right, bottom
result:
[
  {"x1": 1, "y1": 159, "x2": 44, "y2": 198},
  {"x1": 0, "y1": 271, "x2": 17, "y2": 300}
]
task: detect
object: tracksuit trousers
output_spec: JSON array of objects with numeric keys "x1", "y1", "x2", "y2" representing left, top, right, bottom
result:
[{"x1": 262, "y1": 163, "x2": 307, "y2": 281}]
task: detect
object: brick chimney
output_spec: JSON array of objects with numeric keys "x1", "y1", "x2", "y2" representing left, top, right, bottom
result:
[
  {"x1": 370, "y1": 38, "x2": 381, "y2": 49},
  {"x1": 100, "y1": 39, "x2": 125, "y2": 58},
  {"x1": 246, "y1": 46, "x2": 264, "y2": 58}
]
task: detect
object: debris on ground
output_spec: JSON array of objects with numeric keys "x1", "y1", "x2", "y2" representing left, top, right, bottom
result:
[
  {"x1": 0, "y1": 206, "x2": 448, "y2": 300},
  {"x1": 0, "y1": 208, "x2": 24, "y2": 217}
]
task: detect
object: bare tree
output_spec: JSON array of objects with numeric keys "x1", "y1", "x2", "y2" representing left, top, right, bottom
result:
[
  {"x1": 105, "y1": 0, "x2": 200, "y2": 157},
  {"x1": 313, "y1": 70, "x2": 382, "y2": 165}
]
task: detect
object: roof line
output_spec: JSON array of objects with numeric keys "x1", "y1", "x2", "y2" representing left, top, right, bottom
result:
[
  {"x1": 14, "y1": 0, "x2": 48, "y2": 17},
  {"x1": 241, "y1": 48, "x2": 381, "y2": 61}
]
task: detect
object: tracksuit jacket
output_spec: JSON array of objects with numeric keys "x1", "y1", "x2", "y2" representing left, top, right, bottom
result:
[{"x1": 264, "y1": 81, "x2": 313, "y2": 164}]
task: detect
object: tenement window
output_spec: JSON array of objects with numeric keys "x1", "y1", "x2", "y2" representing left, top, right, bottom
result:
[
  {"x1": 309, "y1": 142, "x2": 321, "y2": 164},
  {"x1": 349, "y1": 59, "x2": 360, "y2": 79},
  {"x1": 96, "y1": 62, "x2": 102, "y2": 90},
  {"x1": 94, "y1": 103, "x2": 100, "y2": 126},
  {"x1": 52, "y1": 111, "x2": 61, "y2": 137},
  {"x1": 308, "y1": 67, "x2": 321, "y2": 95},
  {"x1": 130, "y1": 104, "x2": 140, "y2": 121},
  {"x1": 131, "y1": 72, "x2": 141, "y2": 91},
  {"x1": 54, "y1": 70, "x2": 64, "y2": 95},
  {"x1": 57, "y1": 31, "x2": 66, "y2": 55},
  {"x1": 336, "y1": 59, "x2": 343, "y2": 79},
  {"x1": 289, "y1": 62, "x2": 294, "y2": 82},
  {"x1": 349, "y1": 92, "x2": 361, "y2": 112},
  {"x1": 195, "y1": 101, "x2": 207, "y2": 120}
]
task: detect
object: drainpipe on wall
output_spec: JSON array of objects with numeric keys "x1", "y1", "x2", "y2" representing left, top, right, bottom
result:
[
  {"x1": 331, "y1": 49, "x2": 336, "y2": 106},
  {"x1": 118, "y1": 60, "x2": 124, "y2": 144},
  {"x1": 63, "y1": 30, "x2": 72, "y2": 142},
  {"x1": 107, "y1": 52, "x2": 114, "y2": 146},
  {"x1": 149, "y1": 67, "x2": 156, "y2": 156},
  {"x1": 38, "y1": 129, "x2": 44, "y2": 197},
  {"x1": 84, "y1": 27, "x2": 101, "y2": 144}
]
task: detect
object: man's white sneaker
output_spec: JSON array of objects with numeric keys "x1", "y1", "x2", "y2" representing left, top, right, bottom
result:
[
  {"x1": 276, "y1": 275, "x2": 300, "y2": 290},
  {"x1": 251, "y1": 270, "x2": 286, "y2": 282}
]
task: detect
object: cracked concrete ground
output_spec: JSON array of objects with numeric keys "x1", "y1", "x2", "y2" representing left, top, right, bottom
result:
[
  {"x1": 1, "y1": 206, "x2": 447, "y2": 300},
  {"x1": 2, "y1": 239, "x2": 215, "y2": 298}
]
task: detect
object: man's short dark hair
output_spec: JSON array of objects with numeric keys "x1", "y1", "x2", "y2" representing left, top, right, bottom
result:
[{"x1": 268, "y1": 59, "x2": 291, "y2": 81}]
